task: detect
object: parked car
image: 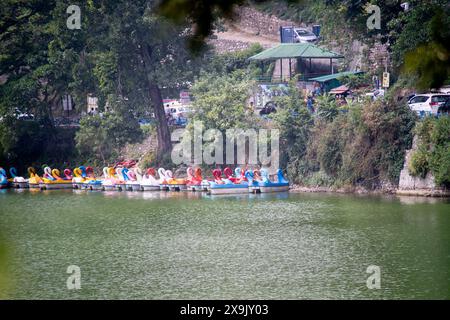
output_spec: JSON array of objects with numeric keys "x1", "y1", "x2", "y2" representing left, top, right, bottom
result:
[
  {"x1": 408, "y1": 94, "x2": 450, "y2": 115},
  {"x1": 165, "y1": 105, "x2": 192, "y2": 119},
  {"x1": 14, "y1": 108, "x2": 34, "y2": 120},
  {"x1": 437, "y1": 98, "x2": 450, "y2": 116},
  {"x1": 293, "y1": 28, "x2": 318, "y2": 43}
]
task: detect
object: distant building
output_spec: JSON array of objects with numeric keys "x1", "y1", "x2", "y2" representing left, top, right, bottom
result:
[
  {"x1": 87, "y1": 96, "x2": 99, "y2": 114},
  {"x1": 179, "y1": 90, "x2": 191, "y2": 105},
  {"x1": 62, "y1": 95, "x2": 73, "y2": 112},
  {"x1": 163, "y1": 99, "x2": 181, "y2": 109}
]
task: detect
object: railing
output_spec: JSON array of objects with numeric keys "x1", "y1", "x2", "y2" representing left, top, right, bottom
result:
[{"x1": 255, "y1": 72, "x2": 331, "y2": 83}]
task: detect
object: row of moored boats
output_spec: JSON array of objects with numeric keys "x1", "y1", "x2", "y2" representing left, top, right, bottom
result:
[{"x1": 0, "y1": 166, "x2": 289, "y2": 194}]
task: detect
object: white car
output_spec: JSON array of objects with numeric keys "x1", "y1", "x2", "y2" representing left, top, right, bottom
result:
[
  {"x1": 294, "y1": 28, "x2": 318, "y2": 43},
  {"x1": 408, "y1": 94, "x2": 450, "y2": 115},
  {"x1": 14, "y1": 108, "x2": 35, "y2": 120},
  {"x1": 165, "y1": 105, "x2": 192, "y2": 119}
]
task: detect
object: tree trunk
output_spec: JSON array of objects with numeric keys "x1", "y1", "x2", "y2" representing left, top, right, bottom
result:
[
  {"x1": 140, "y1": 44, "x2": 172, "y2": 155},
  {"x1": 148, "y1": 83, "x2": 172, "y2": 154}
]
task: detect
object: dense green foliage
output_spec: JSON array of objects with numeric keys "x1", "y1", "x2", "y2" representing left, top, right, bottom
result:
[
  {"x1": 272, "y1": 92, "x2": 416, "y2": 189},
  {"x1": 0, "y1": 0, "x2": 77, "y2": 167},
  {"x1": 0, "y1": 0, "x2": 207, "y2": 166},
  {"x1": 190, "y1": 70, "x2": 259, "y2": 131},
  {"x1": 409, "y1": 117, "x2": 450, "y2": 187},
  {"x1": 75, "y1": 111, "x2": 143, "y2": 165},
  {"x1": 189, "y1": 43, "x2": 267, "y2": 129},
  {"x1": 338, "y1": 73, "x2": 372, "y2": 90},
  {"x1": 0, "y1": 117, "x2": 78, "y2": 171},
  {"x1": 271, "y1": 81, "x2": 313, "y2": 178}
]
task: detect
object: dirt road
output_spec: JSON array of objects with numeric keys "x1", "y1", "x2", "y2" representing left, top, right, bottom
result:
[{"x1": 214, "y1": 27, "x2": 279, "y2": 47}]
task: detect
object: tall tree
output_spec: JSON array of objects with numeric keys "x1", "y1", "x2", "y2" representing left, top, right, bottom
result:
[
  {"x1": 0, "y1": 0, "x2": 87, "y2": 165},
  {"x1": 0, "y1": 0, "x2": 57, "y2": 122},
  {"x1": 83, "y1": 0, "x2": 203, "y2": 155}
]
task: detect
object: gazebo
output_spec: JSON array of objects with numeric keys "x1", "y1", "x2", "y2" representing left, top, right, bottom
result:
[{"x1": 249, "y1": 43, "x2": 344, "y2": 81}]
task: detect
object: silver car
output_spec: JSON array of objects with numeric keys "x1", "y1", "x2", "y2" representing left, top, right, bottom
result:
[{"x1": 294, "y1": 28, "x2": 318, "y2": 43}]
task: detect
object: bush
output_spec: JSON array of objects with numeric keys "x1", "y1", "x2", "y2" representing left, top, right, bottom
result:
[
  {"x1": 272, "y1": 81, "x2": 313, "y2": 180},
  {"x1": 0, "y1": 117, "x2": 78, "y2": 171},
  {"x1": 315, "y1": 94, "x2": 339, "y2": 121},
  {"x1": 190, "y1": 70, "x2": 261, "y2": 131},
  {"x1": 409, "y1": 147, "x2": 429, "y2": 178},
  {"x1": 304, "y1": 171, "x2": 335, "y2": 188},
  {"x1": 410, "y1": 116, "x2": 450, "y2": 187},
  {"x1": 288, "y1": 97, "x2": 416, "y2": 188},
  {"x1": 141, "y1": 124, "x2": 156, "y2": 137},
  {"x1": 316, "y1": 117, "x2": 346, "y2": 176},
  {"x1": 139, "y1": 150, "x2": 174, "y2": 170},
  {"x1": 75, "y1": 112, "x2": 143, "y2": 163},
  {"x1": 338, "y1": 73, "x2": 372, "y2": 89},
  {"x1": 139, "y1": 151, "x2": 157, "y2": 170},
  {"x1": 430, "y1": 144, "x2": 450, "y2": 187}
]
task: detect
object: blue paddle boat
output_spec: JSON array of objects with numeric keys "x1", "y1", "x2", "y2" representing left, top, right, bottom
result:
[{"x1": 247, "y1": 169, "x2": 289, "y2": 193}]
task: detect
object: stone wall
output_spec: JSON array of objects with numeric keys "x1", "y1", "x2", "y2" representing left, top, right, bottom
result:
[
  {"x1": 208, "y1": 38, "x2": 252, "y2": 54},
  {"x1": 397, "y1": 136, "x2": 449, "y2": 196},
  {"x1": 234, "y1": 7, "x2": 297, "y2": 38}
]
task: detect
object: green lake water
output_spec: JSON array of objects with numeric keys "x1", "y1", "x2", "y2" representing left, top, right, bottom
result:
[{"x1": 0, "y1": 189, "x2": 449, "y2": 299}]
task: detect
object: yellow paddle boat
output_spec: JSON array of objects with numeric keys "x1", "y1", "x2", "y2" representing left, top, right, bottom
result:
[
  {"x1": 40, "y1": 167, "x2": 73, "y2": 190},
  {"x1": 27, "y1": 167, "x2": 43, "y2": 189},
  {"x1": 72, "y1": 167, "x2": 86, "y2": 189},
  {"x1": 158, "y1": 168, "x2": 187, "y2": 191}
]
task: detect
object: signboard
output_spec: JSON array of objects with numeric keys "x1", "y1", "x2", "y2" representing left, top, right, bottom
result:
[
  {"x1": 382, "y1": 72, "x2": 390, "y2": 88},
  {"x1": 179, "y1": 90, "x2": 191, "y2": 104}
]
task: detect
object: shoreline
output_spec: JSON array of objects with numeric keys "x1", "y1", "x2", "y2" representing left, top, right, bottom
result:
[{"x1": 290, "y1": 185, "x2": 450, "y2": 198}]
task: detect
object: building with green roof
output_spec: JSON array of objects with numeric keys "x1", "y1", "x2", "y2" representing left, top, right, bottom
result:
[
  {"x1": 249, "y1": 43, "x2": 345, "y2": 82},
  {"x1": 249, "y1": 43, "x2": 344, "y2": 60}
]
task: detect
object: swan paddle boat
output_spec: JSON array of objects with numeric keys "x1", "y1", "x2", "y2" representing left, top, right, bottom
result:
[
  {"x1": 40, "y1": 167, "x2": 73, "y2": 190},
  {"x1": 72, "y1": 167, "x2": 86, "y2": 189},
  {"x1": 83, "y1": 166, "x2": 103, "y2": 190},
  {"x1": 9, "y1": 167, "x2": 28, "y2": 188},
  {"x1": 0, "y1": 167, "x2": 9, "y2": 189},
  {"x1": 101, "y1": 167, "x2": 121, "y2": 191},
  {"x1": 205, "y1": 168, "x2": 249, "y2": 195},
  {"x1": 186, "y1": 167, "x2": 205, "y2": 191},
  {"x1": 126, "y1": 168, "x2": 143, "y2": 191},
  {"x1": 114, "y1": 167, "x2": 128, "y2": 191},
  {"x1": 247, "y1": 168, "x2": 290, "y2": 193},
  {"x1": 122, "y1": 168, "x2": 141, "y2": 191},
  {"x1": 159, "y1": 168, "x2": 187, "y2": 191},
  {"x1": 140, "y1": 168, "x2": 160, "y2": 191},
  {"x1": 28, "y1": 167, "x2": 43, "y2": 189}
]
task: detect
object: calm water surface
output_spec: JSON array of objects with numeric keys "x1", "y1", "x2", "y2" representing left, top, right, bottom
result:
[{"x1": 0, "y1": 189, "x2": 449, "y2": 299}]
